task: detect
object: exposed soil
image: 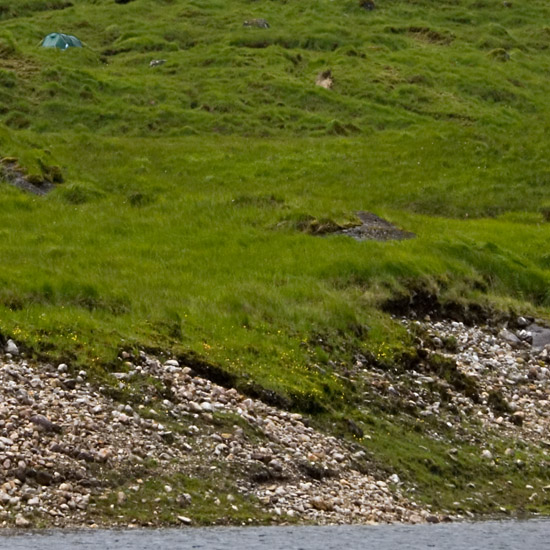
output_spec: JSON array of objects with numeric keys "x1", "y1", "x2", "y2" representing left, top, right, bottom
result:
[
  {"x1": 0, "y1": 160, "x2": 54, "y2": 196},
  {"x1": 336, "y1": 211, "x2": 415, "y2": 242},
  {"x1": 382, "y1": 286, "x2": 509, "y2": 326}
]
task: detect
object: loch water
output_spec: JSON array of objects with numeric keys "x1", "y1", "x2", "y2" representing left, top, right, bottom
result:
[{"x1": 0, "y1": 520, "x2": 548, "y2": 550}]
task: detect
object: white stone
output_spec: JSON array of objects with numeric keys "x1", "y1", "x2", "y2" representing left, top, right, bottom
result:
[
  {"x1": 5, "y1": 340, "x2": 19, "y2": 355},
  {"x1": 15, "y1": 514, "x2": 30, "y2": 527},
  {"x1": 177, "y1": 515, "x2": 192, "y2": 524}
]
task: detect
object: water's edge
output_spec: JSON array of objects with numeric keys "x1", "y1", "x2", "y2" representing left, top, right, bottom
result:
[{"x1": 1, "y1": 520, "x2": 550, "y2": 550}]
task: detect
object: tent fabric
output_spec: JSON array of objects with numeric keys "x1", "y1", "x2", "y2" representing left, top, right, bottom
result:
[{"x1": 41, "y1": 33, "x2": 82, "y2": 50}]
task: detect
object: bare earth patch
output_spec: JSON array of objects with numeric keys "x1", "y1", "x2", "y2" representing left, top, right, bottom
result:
[
  {"x1": 336, "y1": 211, "x2": 415, "y2": 242},
  {"x1": 0, "y1": 159, "x2": 55, "y2": 196}
]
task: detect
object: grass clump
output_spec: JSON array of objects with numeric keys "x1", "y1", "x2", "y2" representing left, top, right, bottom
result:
[{"x1": 94, "y1": 471, "x2": 271, "y2": 527}]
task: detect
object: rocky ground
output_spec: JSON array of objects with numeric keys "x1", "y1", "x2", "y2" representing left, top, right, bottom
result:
[
  {"x1": 1, "y1": 315, "x2": 550, "y2": 528},
  {"x1": 399, "y1": 316, "x2": 550, "y2": 447},
  {"x1": 0, "y1": 340, "x2": 430, "y2": 528},
  {"x1": 0, "y1": 158, "x2": 56, "y2": 196},
  {"x1": 337, "y1": 211, "x2": 415, "y2": 241}
]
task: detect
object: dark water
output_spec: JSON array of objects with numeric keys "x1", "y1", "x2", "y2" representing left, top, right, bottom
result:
[{"x1": 0, "y1": 520, "x2": 548, "y2": 550}]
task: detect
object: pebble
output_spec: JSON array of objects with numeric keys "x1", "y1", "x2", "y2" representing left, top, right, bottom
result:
[
  {"x1": 177, "y1": 515, "x2": 192, "y2": 524},
  {"x1": 15, "y1": 514, "x2": 30, "y2": 527},
  {"x1": 5, "y1": 340, "x2": 19, "y2": 356}
]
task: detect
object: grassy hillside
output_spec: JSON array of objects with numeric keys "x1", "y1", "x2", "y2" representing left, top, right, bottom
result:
[
  {"x1": 2, "y1": 0, "x2": 550, "y2": 520},
  {"x1": 1, "y1": 0, "x2": 550, "y2": 136}
]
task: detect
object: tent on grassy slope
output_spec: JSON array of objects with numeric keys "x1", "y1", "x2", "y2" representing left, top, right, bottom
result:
[{"x1": 41, "y1": 33, "x2": 82, "y2": 50}]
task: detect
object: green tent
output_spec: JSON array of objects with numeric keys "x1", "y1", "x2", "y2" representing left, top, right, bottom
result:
[{"x1": 41, "y1": 33, "x2": 82, "y2": 50}]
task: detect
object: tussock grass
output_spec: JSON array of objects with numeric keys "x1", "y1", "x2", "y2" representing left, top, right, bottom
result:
[{"x1": 1, "y1": 0, "x2": 550, "y2": 136}]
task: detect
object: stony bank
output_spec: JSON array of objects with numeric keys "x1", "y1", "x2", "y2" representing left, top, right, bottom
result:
[{"x1": 1, "y1": 314, "x2": 550, "y2": 528}]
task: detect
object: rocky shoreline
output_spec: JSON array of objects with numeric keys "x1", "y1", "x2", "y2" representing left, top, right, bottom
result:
[
  {"x1": 1, "y1": 314, "x2": 550, "y2": 528},
  {"x1": 0, "y1": 342, "x2": 431, "y2": 528},
  {"x1": 402, "y1": 316, "x2": 550, "y2": 448}
]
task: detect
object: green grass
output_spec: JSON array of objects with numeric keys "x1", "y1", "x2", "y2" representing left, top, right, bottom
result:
[
  {"x1": 2, "y1": 0, "x2": 550, "y2": 137},
  {"x1": 340, "y1": 412, "x2": 550, "y2": 517},
  {"x1": 1, "y1": 132, "x2": 549, "y2": 386},
  {"x1": 2, "y1": 0, "x2": 550, "y2": 520},
  {"x1": 94, "y1": 471, "x2": 272, "y2": 526}
]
